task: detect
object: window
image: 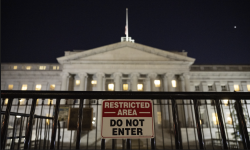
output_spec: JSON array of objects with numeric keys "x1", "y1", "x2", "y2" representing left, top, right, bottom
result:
[
  {"x1": 172, "y1": 80, "x2": 176, "y2": 87},
  {"x1": 46, "y1": 114, "x2": 51, "y2": 125},
  {"x1": 35, "y1": 84, "x2": 42, "y2": 90},
  {"x1": 137, "y1": 84, "x2": 143, "y2": 91},
  {"x1": 8, "y1": 85, "x2": 13, "y2": 90},
  {"x1": 157, "y1": 112, "x2": 161, "y2": 124},
  {"x1": 222, "y1": 99, "x2": 228, "y2": 106},
  {"x1": 208, "y1": 86, "x2": 213, "y2": 91},
  {"x1": 26, "y1": 66, "x2": 31, "y2": 70},
  {"x1": 154, "y1": 80, "x2": 161, "y2": 87},
  {"x1": 13, "y1": 66, "x2": 17, "y2": 70},
  {"x1": 76, "y1": 80, "x2": 80, "y2": 86},
  {"x1": 50, "y1": 84, "x2": 55, "y2": 90},
  {"x1": 195, "y1": 86, "x2": 199, "y2": 91},
  {"x1": 108, "y1": 84, "x2": 114, "y2": 91},
  {"x1": 212, "y1": 113, "x2": 219, "y2": 125},
  {"x1": 221, "y1": 86, "x2": 227, "y2": 91},
  {"x1": 91, "y1": 80, "x2": 97, "y2": 85},
  {"x1": 234, "y1": 85, "x2": 240, "y2": 91},
  {"x1": 21, "y1": 84, "x2": 27, "y2": 90},
  {"x1": 123, "y1": 84, "x2": 128, "y2": 91},
  {"x1": 53, "y1": 66, "x2": 60, "y2": 70},
  {"x1": 227, "y1": 114, "x2": 232, "y2": 125},
  {"x1": 20, "y1": 99, "x2": 25, "y2": 105},
  {"x1": 248, "y1": 85, "x2": 250, "y2": 91},
  {"x1": 39, "y1": 66, "x2": 46, "y2": 70}
]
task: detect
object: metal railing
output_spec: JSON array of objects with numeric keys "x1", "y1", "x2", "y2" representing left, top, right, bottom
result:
[{"x1": 1, "y1": 91, "x2": 250, "y2": 150}]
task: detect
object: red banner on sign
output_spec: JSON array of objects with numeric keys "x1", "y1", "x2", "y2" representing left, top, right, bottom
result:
[{"x1": 102, "y1": 100, "x2": 152, "y2": 117}]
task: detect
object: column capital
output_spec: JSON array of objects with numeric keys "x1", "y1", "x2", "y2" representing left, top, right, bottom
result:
[
  {"x1": 147, "y1": 73, "x2": 157, "y2": 79},
  {"x1": 60, "y1": 72, "x2": 70, "y2": 78},
  {"x1": 95, "y1": 72, "x2": 105, "y2": 78},
  {"x1": 182, "y1": 73, "x2": 190, "y2": 79},
  {"x1": 130, "y1": 73, "x2": 140, "y2": 78},
  {"x1": 113, "y1": 72, "x2": 122, "y2": 78},
  {"x1": 164, "y1": 73, "x2": 174, "y2": 79},
  {"x1": 78, "y1": 72, "x2": 88, "y2": 78}
]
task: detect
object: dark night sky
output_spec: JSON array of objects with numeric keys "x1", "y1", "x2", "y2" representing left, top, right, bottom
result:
[{"x1": 2, "y1": 1, "x2": 250, "y2": 64}]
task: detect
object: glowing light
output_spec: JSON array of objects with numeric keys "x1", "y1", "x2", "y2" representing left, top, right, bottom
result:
[
  {"x1": 50, "y1": 84, "x2": 55, "y2": 90},
  {"x1": 137, "y1": 84, "x2": 143, "y2": 91},
  {"x1": 234, "y1": 85, "x2": 240, "y2": 91},
  {"x1": 223, "y1": 99, "x2": 228, "y2": 106},
  {"x1": 16, "y1": 116, "x2": 21, "y2": 118},
  {"x1": 21, "y1": 84, "x2": 27, "y2": 90},
  {"x1": 13, "y1": 66, "x2": 17, "y2": 70},
  {"x1": 154, "y1": 80, "x2": 161, "y2": 87},
  {"x1": 212, "y1": 113, "x2": 219, "y2": 125},
  {"x1": 123, "y1": 84, "x2": 128, "y2": 91},
  {"x1": 35, "y1": 84, "x2": 42, "y2": 91},
  {"x1": 76, "y1": 80, "x2": 80, "y2": 85},
  {"x1": 8, "y1": 85, "x2": 13, "y2": 90},
  {"x1": 26, "y1": 66, "x2": 31, "y2": 70},
  {"x1": 172, "y1": 80, "x2": 176, "y2": 87},
  {"x1": 91, "y1": 80, "x2": 97, "y2": 85},
  {"x1": 108, "y1": 84, "x2": 114, "y2": 91}
]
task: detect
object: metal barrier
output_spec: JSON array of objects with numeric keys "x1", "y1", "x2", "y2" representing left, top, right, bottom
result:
[{"x1": 1, "y1": 91, "x2": 250, "y2": 150}]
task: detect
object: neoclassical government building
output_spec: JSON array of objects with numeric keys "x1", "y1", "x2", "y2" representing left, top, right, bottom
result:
[{"x1": 1, "y1": 39, "x2": 250, "y2": 149}]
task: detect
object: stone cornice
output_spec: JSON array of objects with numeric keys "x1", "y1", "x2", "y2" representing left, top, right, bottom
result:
[
  {"x1": 57, "y1": 42, "x2": 195, "y2": 64},
  {"x1": 1, "y1": 71, "x2": 61, "y2": 77}
]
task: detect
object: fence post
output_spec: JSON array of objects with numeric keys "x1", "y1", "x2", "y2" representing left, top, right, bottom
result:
[
  {"x1": 101, "y1": 139, "x2": 105, "y2": 150},
  {"x1": 50, "y1": 98, "x2": 60, "y2": 150},
  {"x1": 112, "y1": 139, "x2": 116, "y2": 150},
  {"x1": 76, "y1": 99, "x2": 84, "y2": 149},
  {"x1": 193, "y1": 99, "x2": 204, "y2": 149},
  {"x1": 127, "y1": 139, "x2": 131, "y2": 150},
  {"x1": 171, "y1": 99, "x2": 183, "y2": 149},
  {"x1": 234, "y1": 99, "x2": 250, "y2": 149},
  {"x1": 214, "y1": 99, "x2": 228, "y2": 149},
  {"x1": 24, "y1": 98, "x2": 37, "y2": 149},
  {"x1": 151, "y1": 138, "x2": 155, "y2": 149},
  {"x1": 1, "y1": 98, "x2": 13, "y2": 150}
]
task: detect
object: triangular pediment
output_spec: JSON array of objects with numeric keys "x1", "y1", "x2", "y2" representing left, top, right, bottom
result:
[{"x1": 57, "y1": 42, "x2": 195, "y2": 64}]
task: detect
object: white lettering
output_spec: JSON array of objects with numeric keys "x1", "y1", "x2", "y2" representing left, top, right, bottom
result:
[
  {"x1": 119, "y1": 102, "x2": 123, "y2": 108},
  {"x1": 145, "y1": 102, "x2": 150, "y2": 108},
  {"x1": 133, "y1": 109, "x2": 137, "y2": 115},
  {"x1": 114, "y1": 102, "x2": 119, "y2": 108},
  {"x1": 141, "y1": 102, "x2": 144, "y2": 108},
  {"x1": 131, "y1": 102, "x2": 135, "y2": 108},
  {"x1": 105, "y1": 102, "x2": 109, "y2": 108},
  {"x1": 117, "y1": 109, "x2": 122, "y2": 115},
  {"x1": 110, "y1": 102, "x2": 114, "y2": 108},
  {"x1": 124, "y1": 102, "x2": 128, "y2": 108},
  {"x1": 136, "y1": 102, "x2": 140, "y2": 108},
  {"x1": 123, "y1": 109, "x2": 127, "y2": 115}
]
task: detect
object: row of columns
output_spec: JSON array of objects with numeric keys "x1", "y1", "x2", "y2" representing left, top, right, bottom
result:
[{"x1": 60, "y1": 72, "x2": 191, "y2": 92}]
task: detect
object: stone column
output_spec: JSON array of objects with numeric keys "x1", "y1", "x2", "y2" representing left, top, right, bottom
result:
[
  {"x1": 165, "y1": 73, "x2": 174, "y2": 91},
  {"x1": 183, "y1": 73, "x2": 191, "y2": 92},
  {"x1": 78, "y1": 72, "x2": 88, "y2": 91},
  {"x1": 131, "y1": 73, "x2": 139, "y2": 91},
  {"x1": 228, "y1": 81, "x2": 234, "y2": 92},
  {"x1": 114, "y1": 73, "x2": 122, "y2": 91},
  {"x1": 214, "y1": 82, "x2": 222, "y2": 92},
  {"x1": 96, "y1": 72, "x2": 105, "y2": 91},
  {"x1": 60, "y1": 72, "x2": 70, "y2": 104}
]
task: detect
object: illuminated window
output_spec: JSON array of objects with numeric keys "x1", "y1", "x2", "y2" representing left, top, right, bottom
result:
[
  {"x1": 35, "y1": 84, "x2": 42, "y2": 90},
  {"x1": 53, "y1": 66, "x2": 60, "y2": 70},
  {"x1": 157, "y1": 112, "x2": 161, "y2": 124},
  {"x1": 137, "y1": 84, "x2": 143, "y2": 91},
  {"x1": 212, "y1": 113, "x2": 219, "y2": 125},
  {"x1": 123, "y1": 84, "x2": 128, "y2": 91},
  {"x1": 46, "y1": 114, "x2": 50, "y2": 125},
  {"x1": 154, "y1": 80, "x2": 161, "y2": 87},
  {"x1": 227, "y1": 114, "x2": 232, "y2": 125},
  {"x1": 48, "y1": 99, "x2": 53, "y2": 105},
  {"x1": 248, "y1": 85, "x2": 250, "y2": 91},
  {"x1": 36, "y1": 99, "x2": 39, "y2": 105},
  {"x1": 39, "y1": 66, "x2": 46, "y2": 70},
  {"x1": 200, "y1": 120, "x2": 202, "y2": 125},
  {"x1": 91, "y1": 80, "x2": 97, "y2": 85},
  {"x1": 76, "y1": 80, "x2": 80, "y2": 85},
  {"x1": 16, "y1": 116, "x2": 21, "y2": 118},
  {"x1": 234, "y1": 85, "x2": 240, "y2": 91},
  {"x1": 222, "y1": 99, "x2": 228, "y2": 106},
  {"x1": 50, "y1": 84, "x2": 55, "y2": 90},
  {"x1": 20, "y1": 99, "x2": 25, "y2": 105},
  {"x1": 8, "y1": 85, "x2": 13, "y2": 90},
  {"x1": 108, "y1": 84, "x2": 114, "y2": 91},
  {"x1": 5, "y1": 99, "x2": 8, "y2": 105},
  {"x1": 13, "y1": 66, "x2": 17, "y2": 70},
  {"x1": 26, "y1": 66, "x2": 31, "y2": 70},
  {"x1": 172, "y1": 80, "x2": 176, "y2": 87},
  {"x1": 21, "y1": 84, "x2": 27, "y2": 90}
]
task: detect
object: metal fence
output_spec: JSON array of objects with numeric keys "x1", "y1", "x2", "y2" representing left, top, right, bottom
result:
[{"x1": 1, "y1": 91, "x2": 250, "y2": 150}]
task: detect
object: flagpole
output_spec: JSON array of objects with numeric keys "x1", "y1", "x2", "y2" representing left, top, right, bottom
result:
[{"x1": 126, "y1": 8, "x2": 128, "y2": 41}]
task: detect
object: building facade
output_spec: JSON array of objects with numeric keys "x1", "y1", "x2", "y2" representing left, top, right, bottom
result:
[{"x1": 1, "y1": 41, "x2": 250, "y2": 149}]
